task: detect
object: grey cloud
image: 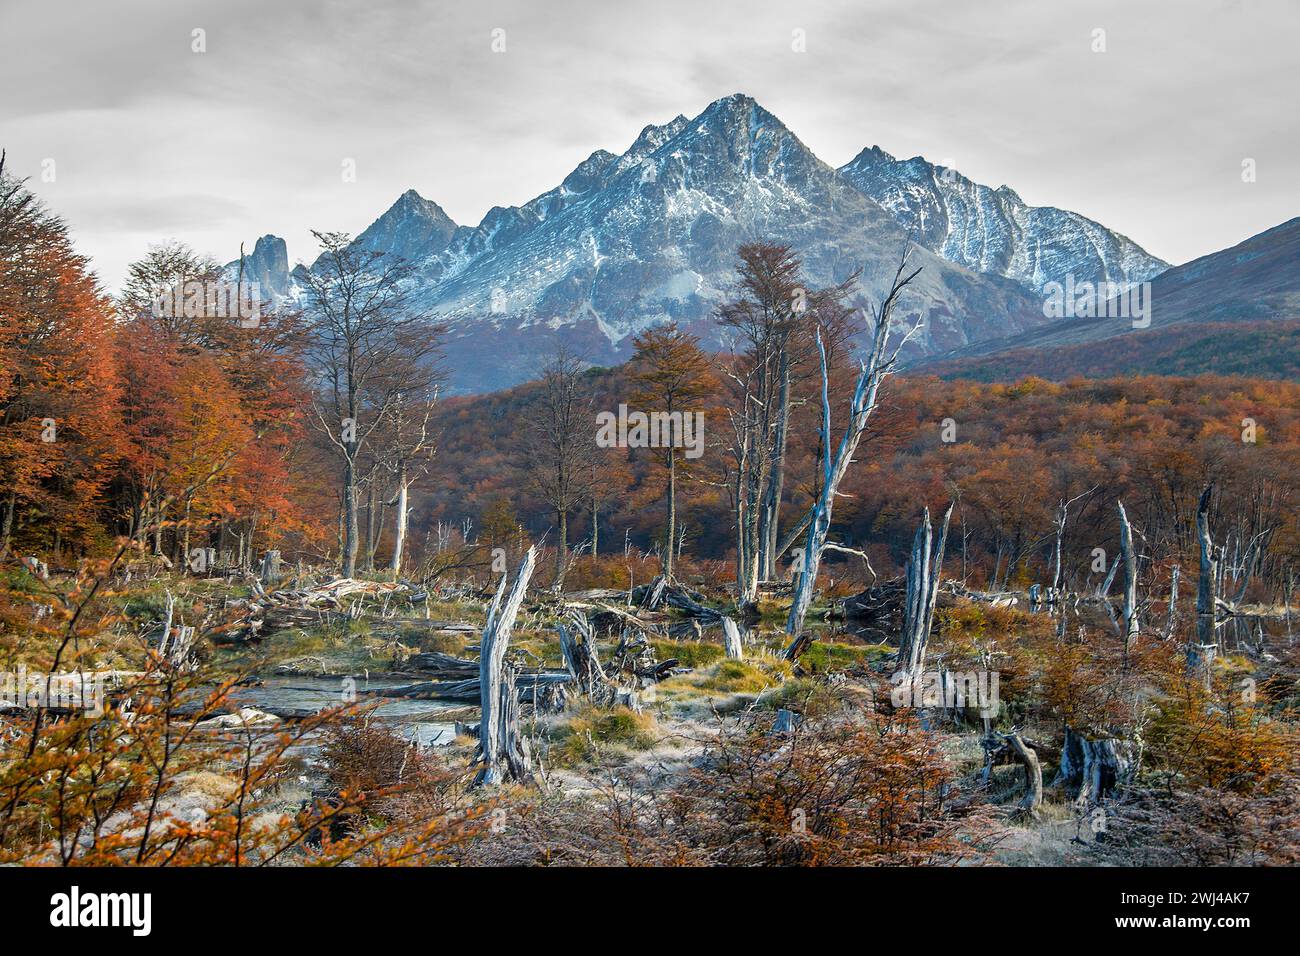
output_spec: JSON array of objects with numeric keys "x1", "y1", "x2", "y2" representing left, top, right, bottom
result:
[{"x1": 2, "y1": 0, "x2": 1296, "y2": 290}]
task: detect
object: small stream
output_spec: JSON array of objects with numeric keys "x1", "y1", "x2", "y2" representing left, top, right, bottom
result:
[{"x1": 226, "y1": 675, "x2": 462, "y2": 747}]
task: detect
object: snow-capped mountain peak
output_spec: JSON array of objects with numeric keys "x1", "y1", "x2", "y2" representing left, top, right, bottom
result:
[
  {"x1": 350, "y1": 188, "x2": 457, "y2": 264},
  {"x1": 838, "y1": 148, "x2": 1167, "y2": 292},
  {"x1": 229, "y1": 93, "x2": 1170, "y2": 391}
]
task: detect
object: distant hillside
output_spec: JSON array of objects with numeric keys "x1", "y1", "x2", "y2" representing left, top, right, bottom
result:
[
  {"x1": 920, "y1": 217, "x2": 1300, "y2": 372},
  {"x1": 924, "y1": 318, "x2": 1300, "y2": 383}
]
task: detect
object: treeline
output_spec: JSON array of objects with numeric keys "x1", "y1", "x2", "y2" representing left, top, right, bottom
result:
[
  {"x1": 423, "y1": 370, "x2": 1300, "y2": 600},
  {"x1": 1, "y1": 158, "x2": 333, "y2": 566},
  {"x1": 4, "y1": 156, "x2": 1298, "y2": 606}
]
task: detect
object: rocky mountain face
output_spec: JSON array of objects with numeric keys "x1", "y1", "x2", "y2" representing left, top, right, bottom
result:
[
  {"x1": 839, "y1": 146, "x2": 1168, "y2": 293},
  {"x1": 230, "y1": 93, "x2": 1183, "y2": 393},
  {"x1": 224, "y1": 234, "x2": 292, "y2": 301},
  {"x1": 921, "y1": 216, "x2": 1300, "y2": 372},
  {"x1": 354, "y1": 189, "x2": 458, "y2": 263},
  {"x1": 406, "y1": 93, "x2": 1054, "y2": 391}
]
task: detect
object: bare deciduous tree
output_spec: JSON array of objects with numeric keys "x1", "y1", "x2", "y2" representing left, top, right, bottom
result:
[
  {"x1": 382, "y1": 385, "x2": 441, "y2": 577},
  {"x1": 783, "y1": 251, "x2": 922, "y2": 655},
  {"x1": 524, "y1": 344, "x2": 597, "y2": 588},
  {"x1": 717, "y1": 244, "x2": 858, "y2": 604},
  {"x1": 299, "y1": 230, "x2": 444, "y2": 577}
]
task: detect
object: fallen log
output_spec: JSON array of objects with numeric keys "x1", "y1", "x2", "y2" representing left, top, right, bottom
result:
[
  {"x1": 661, "y1": 583, "x2": 723, "y2": 622},
  {"x1": 564, "y1": 600, "x2": 662, "y2": 635},
  {"x1": 561, "y1": 587, "x2": 628, "y2": 602},
  {"x1": 405, "y1": 652, "x2": 479, "y2": 679},
  {"x1": 376, "y1": 671, "x2": 574, "y2": 704}
]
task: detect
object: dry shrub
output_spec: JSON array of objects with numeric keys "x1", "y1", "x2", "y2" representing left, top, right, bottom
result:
[
  {"x1": 558, "y1": 552, "x2": 731, "y2": 591},
  {"x1": 1146, "y1": 674, "x2": 1296, "y2": 793},
  {"x1": 318, "y1": 716, "x2": 468, "y2": 827},
  {"x1": 463, "y1": 711, "x2": 1002, "y2": 866},
  {"x1": 0, "y1": 548, "x2": 481, "y2": 866},
  {"x1": 545, "y1": 704, "x2": 657, "y2": 768},
  {"x1": 1102, "y1": 776, "x2": 1300, "y2": 866}
]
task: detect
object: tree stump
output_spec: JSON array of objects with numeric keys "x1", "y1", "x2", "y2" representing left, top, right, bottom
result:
[
  {"x1": 720, "y1": 616, "x2": 744, "y2": 659},
  {"x1": 259, "y1": 550, "x2": 282, "y2": 586}
]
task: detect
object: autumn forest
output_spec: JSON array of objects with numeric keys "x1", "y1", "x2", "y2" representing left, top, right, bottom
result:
[{"x1": 2, "y1": 157, "x2": 1299, "y2": 880}]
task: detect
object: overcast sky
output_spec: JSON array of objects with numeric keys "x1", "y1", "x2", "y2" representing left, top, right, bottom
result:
[{"x1": 2, "y1": 0, "x2": 1296, "y2": 291}]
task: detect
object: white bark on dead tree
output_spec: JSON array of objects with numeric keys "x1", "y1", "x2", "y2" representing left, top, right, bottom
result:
[
  {"x1": 1098, "y1": 554, "x2": 1119, "y2": 599},
  {"x1": 1163, "y1": 564, "x2": 1180, "y2": 640},
  {"x1": 1196, "y1": 485, "x2": 1218, "y2": 616},
  {"x1": 1117, "y1": 501, "x2": 1139, "y2": 648},
  {"x1": 389, "y1": 474, "x2": 410, "y2": 576},
  {"x1": 721, "y1": 616, "x2": 744, "y2": 659},
  {"x1": 1003, "y1": 732, "x2": 1043, "y2": 819},
  {"x1": 897, "y1": 503, "x2": 953, "y2": 681},
  {"x1": 557, "y1": 609, "x2": 609, "y2": 701},
  {"x1": 1050, "y1": 486, "x2": 1095, "y2": 595},
  {"x1": 783, "y1": 251, "x2": 922, "y2": 659},
  {"x1": 259, "y1": 550, "x2": 281, "y2": 586},
  {"x1": 474, "y1": 545, "x2": 536, "y2": 787}
]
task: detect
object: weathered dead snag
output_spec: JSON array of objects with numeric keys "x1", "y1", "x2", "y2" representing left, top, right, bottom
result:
[
  {"x1": 557, "y1": 610, "x2": 610, "y2": 701},
  {"x1": 1054, "y1": 726, "x2": 1134, "y2": 807},
  {"x1": 636, "y1": 575, "x2": 667, "y2": 611},
  {"x1": 259, "y1": 549, "x2": 282, "y2": 586},
  {"x1": 896, "y1": 503, "x2": 953, "y2": 681},
  {"x1": 1002, "y1": 732, "x2": 1043, "y2": 819},
  {"x1": 1196, "y1": 484, "x2": 1224, "y2": 618},
  {"x1": 985, "y1": 732, "x2": 1043, "y2": 819},
  {"x1": 1163, "y1": 564, "x2": 1180, "y2": 640},
  {"x1": 783, "y1": 250, "x2": 922, "y2": 660},
  {"x1": 720, "y1": 616, "x2": 744, "y2": 659},
  {"x1": 473, "y1": 546, "x2": 537, "y2": 787},
  {"x1": 1117, "y1": 500, "x2": 1140, "y2": 648}
]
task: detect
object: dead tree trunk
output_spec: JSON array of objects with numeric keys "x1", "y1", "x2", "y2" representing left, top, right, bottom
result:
[
  {"x1": 1075, "y1": 737, "x2": 1131, "y2": 808},
  {"x1": 1003, "y1": 732, "x2": 1043, "y2": 819},
  {"x1": 157, "y1": 590, "x2": 175, "y2": 659},
  {"x1": 474, "y1": 545, "x2": 537, "y2": 787},
  {"x1": 1050, "y1": 487, "x2": 1094, "y2": 597},
  {"x1": 896, "y1": 503, "x2": 953, "y2": 681},
  {"x1": 557, "y1": 610, "x2": 609, "y2": 702},
  {"x1": 646, "y1": 575, "x2": 666, "y2": 610},
  {"x1": 259, "y1": 550, "x2": 281, "y2": 587},
  {"x1": 389, "y1": 472, "x2": 410, "y2": 577},
  {"x1": 1098, "y1": 554, "x2": 1119, "y2": 599},
  {"x1": 1186, "y1": 638, "x2": 1217, "y2": 686},
  {"x1": 1117, "y1": 501, "x2": 1139, "y2": 648},
  {"x1": 783, "y1": 251, "x2": 922, "y2": 658},
  {"x1": 1057, "y1": 726, "x2": 1133, "y2": 807},
  {"x1": 721, "y1": 616, "x2": 744, "y2": 659},
  {"x1": 1196, "y1": 485, "x2": 1218, "y2": 616},
  {"x1": 1163, "y1": 564, "x2": 1180, "y2": 640}
]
